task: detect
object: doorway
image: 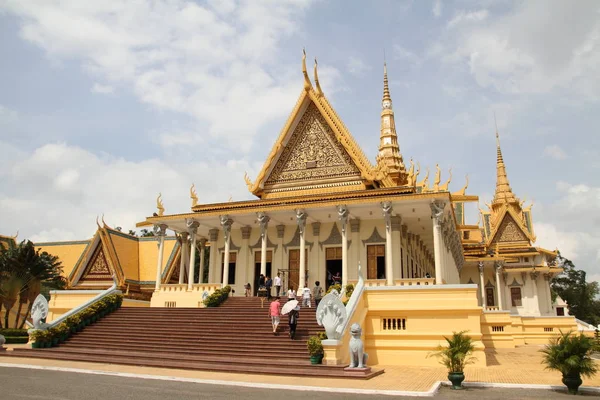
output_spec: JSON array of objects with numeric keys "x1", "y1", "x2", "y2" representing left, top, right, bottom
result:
[
  {"x1": 253, "y1": 250, "x2": 272, "y2": 296},
  {"x1": 288, "y1": 249, "x2": 306, "y2": 293},
  {"x1": 325, "y1": 247, "x2": 342, "y2": 290},
  {"x1": 220, "y1": 252, "x2": 236, "y2": 285},
  {"x1": 367, "y1": 245, "x2": 386, "y2": 280}
]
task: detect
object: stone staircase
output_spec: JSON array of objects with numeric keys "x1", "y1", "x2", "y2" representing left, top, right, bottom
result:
[{"x1": 0, "y1": 296, "x2": 382, "y2": 379}]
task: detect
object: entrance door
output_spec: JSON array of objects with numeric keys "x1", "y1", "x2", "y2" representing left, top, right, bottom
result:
[
  {"x1": 220, "y1": 252, "x2": 237, "y2": 285},
  {"x1": 288, "y1": 249, "x2": 308, "y2": 293},
  {"x1": 253, "y1": 250, "x2": 272, "y2": 296},
  {"x1": 326, "y1": 247, "x2": 343, "y2": 290},
  {"x1": 486, "y1": 287, "x2": 495, "y2": 307},
  {"x1": 367, "y1": 245, "x2": 386, "y2": 279}
]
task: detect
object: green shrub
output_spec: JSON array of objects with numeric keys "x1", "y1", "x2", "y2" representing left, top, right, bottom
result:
[
  {"x1": 326, "y1": 284, "x2": 342, "y2": 295},
  {"x1": 0, "y1": 329, "x2": 28, "y2": 337},
  {"x1": 345, "y1": 284, "x2": 354, "y2": 299},
  {"x1": 541, "y1": 331, "x2": 598, "y2": 378},
  {"x1": 307, "y1": 334, "x2": 324, "y2": 356},
  {"x1": 4, "y1": 336, "x2": 29, "y2": 344},
  {"x1": 429, "y1": 330, "x2": 477, "y2": 373},
  {"x1": 203, "y1": 286, "x2": 231, "y2": 307}
]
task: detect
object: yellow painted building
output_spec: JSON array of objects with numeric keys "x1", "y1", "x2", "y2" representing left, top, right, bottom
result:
[{"x1": 4, "y1": 53, "x2": 578, "y2": 366}]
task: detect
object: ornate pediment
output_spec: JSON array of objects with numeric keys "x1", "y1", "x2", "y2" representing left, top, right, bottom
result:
[
  {"x1": 265, "y1": 102, "x2": 362, "y2": 189},
  {"x1": 80, "y1": 246, "x2": 112, "y2": 282},
  {"x1": 491, "y1": 214, "x2": 529, "y2": 245}
]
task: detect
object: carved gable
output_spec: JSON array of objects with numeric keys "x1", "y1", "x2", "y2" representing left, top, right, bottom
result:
[
  {"x1": 491, "y1": 214, "x2": 529, "y2": 245},
  {"x1": 80, "y1": 246, "x2": 112, "y2": 282},
  {"x1": 264, "y1": 102, "x2": 363, "y2": 193}
]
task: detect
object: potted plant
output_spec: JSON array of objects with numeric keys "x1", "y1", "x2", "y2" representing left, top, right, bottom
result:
[
  {"x1": 429, "y1": 330, "x2": 476, "y2": 389},
  {"x1": 541, "y1": 330, "x2": 598, "y2": 395},
  {"x1": 29, "y1": 330, "x2": 44, "y2": 348},
  {"x1": 307, "y1": 332, "x2": 326, "y2": 365}
]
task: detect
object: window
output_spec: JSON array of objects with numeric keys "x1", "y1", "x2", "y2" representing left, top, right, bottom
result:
[{"x1": 511, "y1": 287, "x2": 522, "y2": 307}]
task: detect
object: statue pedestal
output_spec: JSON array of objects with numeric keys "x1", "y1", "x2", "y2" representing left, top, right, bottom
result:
[
  {"x1": 343, "y1": 367, "x2": 372, "y2": 375},
  {"x1": 0, "y1": 347, "x2": 6, "y2": 352}
]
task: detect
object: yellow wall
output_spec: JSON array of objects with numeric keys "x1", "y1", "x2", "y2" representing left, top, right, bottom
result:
[
  {"x1": 362, "y1": 285, "x2": 487, "y2": 367},
  {"x1": 48, "y1": 290, "x2": 150, "y2": 321},
  {"x1": 138, "y1": 237, "x2": 177, "y2": 282},
  {"x1": 35, "y1": 241, "x2": 89, "y2": 278},
  {"x1": 150, "y1": 284, "x2": 222, "y2": 308},
  {"x1": 108, "y1": 231, "x2": 140, "y2": 281}
]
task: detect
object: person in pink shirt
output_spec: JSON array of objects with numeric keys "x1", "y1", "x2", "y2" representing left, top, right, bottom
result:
[{"x1": 269, "y1": 297, "x2": 281, "y2": 335}]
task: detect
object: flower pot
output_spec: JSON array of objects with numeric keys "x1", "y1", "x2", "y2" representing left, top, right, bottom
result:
[
  {"x1": 310, "y1": 354, "x2": 324, "y2": 365},
  {"x1": 562, "y1": 373, "x2": 583, "y2": 395},
  {"x1": 52, "y1": 338, "x2": 59, "y2": 346},
  {"x1": 448, "y1": 372, "x2": 465, "y2": 389},
  {"x1": 31, "y1": 341, "x2": 41, "y2": 349}
]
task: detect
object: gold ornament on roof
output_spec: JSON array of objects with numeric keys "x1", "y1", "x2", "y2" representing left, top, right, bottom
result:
[
  {"x1": 438, "y1": 168, "x2": 452, "y2": 192},
  {"x1": 433, "y1": 164, "x2": 441, "y2": 191},
  {"x1": 156, "y1": 193, "x2": 165, "y2": 216},
  {"x1": 190, "y1": 184, "x2": 198, "y2": 208},
  {"x1": 228, "y1": 195, "x2": 233, "y2": 202},
  {"x1": 418, "y1": 168, "x2": 430, "y2": 192},
  {"x1": 314, "y1": 58, "x2": 323, "y2": 97},
  {"x1": 302, "y1": 48, "x2": 312, "y2": 90},
  {"x1": 101, "y1": 214, "x2": 111, "y2": 229},
  {"x1": 406, "y1": 158, "x2": 415, "y2": 186},
  {"x1": 244, "y1": 172, "x2": 253, "y2": 190},
  {"x1": 453, "y1": 175, "x2": 469, "y2": 196}
]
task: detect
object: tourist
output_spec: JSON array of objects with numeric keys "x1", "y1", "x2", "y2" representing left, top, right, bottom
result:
[
  {"x1": 269, "y1": 297, "x2": 281, "y2": 335},
  {"x1": 312, "y1": 281, "x2": 323, "y2": 307},
  {"x1": 258, "y1": 274, "x2": 265, "y2": 288},
  {"x1": 265, "y1": 275, "x2": 273, "y2": 300},
  {"x1": 274, "y1": 272, "x2": 282, "y2": 297},
  {"x1": 244, "y1": 282, "x2": 251, "y2": 297},
  {"x1": 301, "y1": 284, "x2": 312, "y2": 308},
  {"x1": 288, "y1": 303, "x2": 300, "y2": 339},
  {"x1": 425, "y1": 272, "x2": 431, "y2": 278},
  {"x1": 287, "y1": 286, "x2": 296, "y2": 300}
]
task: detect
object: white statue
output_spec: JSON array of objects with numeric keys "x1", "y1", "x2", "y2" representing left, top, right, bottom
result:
[
  {"x1": 202, "y1": 290, "x2": 209, "y2": 301},
  {"x1": 0, "y1": 334, "x2": 5, "y2": 349},
  {"x1": 348, "y1": 323, "x2": 368, "y2": 368},
  {"x1": 316, "y1": 293, "x2": 347, "y2": 340},
  {"x1": 31, "y1": 294, "x2": 49, "y2": 330}
]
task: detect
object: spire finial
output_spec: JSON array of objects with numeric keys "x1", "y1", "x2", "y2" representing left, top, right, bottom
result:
[
  {"x1": 314, "y1": 58, "x2": 323, "y2": 97},
  {"x1": 302, "y1": 48, "x2": 312, "y2": 90},
  {"x1": 382, "y1": 61, "x2": 391, "y2": 105},
  {"x1": 492, "y1": 115, "x2": 517, "y2": 205}
]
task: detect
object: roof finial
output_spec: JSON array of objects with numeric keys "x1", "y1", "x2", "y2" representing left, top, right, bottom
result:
[
  {"x1": 382, "y1": 61, "x2": 391, "y2": 105},
  {"x1": 302, "y1": 48, "x2": 312, "y2": 90},
  {"x1": 314, "y1": 58, "x2": 323, "y2": 97},
  {"x1": 156, "y1": 193, "x2": 165, "y2": 216},
  {"x1": 492, "y1": 115, "x2": 516, "y2": 205},
  {"x1": 190, "y1": 184, "x2": 198, "y2": 208}
]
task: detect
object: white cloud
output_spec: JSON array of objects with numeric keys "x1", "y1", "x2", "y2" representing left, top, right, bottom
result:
[
  {"x1": 432, "y1": 0, "x2": 442, "y2": 18},
  {"x1": 91, "y1": 83, "x2": 114, "y2": 94},
  {"x1": 0, "y1": 142, "x2": 258, "y2": 241},
  {"x1": 440, "y1": 1, "x2": 600, "y2": 97},
  {"x1": 447, "y1": 9, "x2": 488, "y2": 29},
  {"x1": 347, "y1": 56, "x2": 371, "y2": 76},
  {"x1": 0, "y1": 104, "x2": 18, "y2": 122},
  {"x1": 393, "y1": 44, "x2": 421, "y2": 66},
  {"x1": 0, "y1": 0, "x2": 318, "y2": 154},
  {"x1": 544, "y1": 144, "x2": 568, "y2": 160}
]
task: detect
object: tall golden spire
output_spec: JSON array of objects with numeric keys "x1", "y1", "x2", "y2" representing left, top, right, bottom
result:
[
  {"x1": 377, "y1": 62, "x2": 407, "y2": 186},
  {"x1": 493, "y1": 126, "x2": 517, "y2": 205}
]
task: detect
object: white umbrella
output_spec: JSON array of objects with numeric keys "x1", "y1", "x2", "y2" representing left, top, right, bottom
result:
[{"x1": 281, "y1": 299, "x2": 299, "y2": 315}]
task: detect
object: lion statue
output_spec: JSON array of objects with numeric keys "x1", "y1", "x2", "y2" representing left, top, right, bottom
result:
[{"x1": 348, "y1": 323, "x2": 368, "y2": 368}]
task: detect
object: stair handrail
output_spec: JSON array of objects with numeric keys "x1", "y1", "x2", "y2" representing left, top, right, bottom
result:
[
  {"x1": 340, "y1": 262, "x2": 366, "y2": 335},
  {"x1": 46, "y1": 279, "x2": 120, "y2": 329}
]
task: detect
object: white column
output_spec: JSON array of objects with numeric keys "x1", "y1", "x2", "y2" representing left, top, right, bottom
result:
[
  {"x1": 187, "y1": 220, "x2": 198, "y2": 290},
  {"x1": 350, "y1": 219, "x2": 360, "y2": 281},
  {"x1": 391, "y1": 217, "x2": 402, "y2": 281},
  {"x1": 401, "y1": 225, "x2": 408, "y2": 279},
  {"x1": 544, "y1": 273, "x2": 553, "y2": 315},
  {"x1": 178, "y1": 232, "x2": 188, "y2": 284},
  {"x1": 312, "y1": 222, "x2": 321, "y2": 286},
  {"x1": 276, "y1": 225, "x2": 285, "y2": 290},
  {"x1": 381, "y1": 201, "x2": 394, "y2": 286},
  {"x1": 208, "y1": 228, "x2": 218, "y2": 284},
  {"x1": 296, "y1": 209, "x2": 307, "y2": 289},
  {"x1": 478, "y1": 262, "x2": 486, "y2": 307},
  {"x1": 220, "y1": 216, "x2": 233, "y2": 287},
  {"x1": 198, "y1": 238, "x2": 207, "y2": 284},
  {"x1": 530, "y1": 271, "x2": 540, "y2": 315},
  {"x1": 494, "y1": 262, "x2": 504, "y2": 310},
  {"x1": 153, "y1": 224, "x2": 167, "y2": 291},
  {"x1": 257, "y1": 212, "x2": 270, "y2": 276},
  {"x1": 430, "y1": 200, "x2": 445, "y2": 285},
  {"x1": 337, "y1": 205, "x2": 349, "y2": 288}
]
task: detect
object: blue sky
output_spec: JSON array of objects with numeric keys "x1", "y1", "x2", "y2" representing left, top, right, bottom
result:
[{"x1": 0, "y1": 0, "x2": 598, "y2": 280}]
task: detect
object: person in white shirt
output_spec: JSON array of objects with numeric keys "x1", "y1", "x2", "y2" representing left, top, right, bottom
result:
[
  {"x1": 274, "y1": 273, "x2": 282, "y2": 297},
  {"x1": 301, "y1": 284, "x2": 312, "y2": 308},
  {"x1": 287, "y1": 287, "x2": 296, "y2": 301}
]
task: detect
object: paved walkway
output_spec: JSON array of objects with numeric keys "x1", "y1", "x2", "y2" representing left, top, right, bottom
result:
[{"x1": 1, "y1": 345, "x2": 599, "y2": 394}]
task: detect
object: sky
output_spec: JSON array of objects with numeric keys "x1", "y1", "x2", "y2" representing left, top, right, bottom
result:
[{"x1": 0, "y1": 0, "x2": 598, "y2": 280}]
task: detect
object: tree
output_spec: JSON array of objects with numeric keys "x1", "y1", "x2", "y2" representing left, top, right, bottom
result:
[
  {"x1": 139, "y1": 229, "x2": 155, "y2": 237},
  {"x1": 551, "y1": 253, "x2": 600, "y2": 326},
  {"x1": 0, "y1": 240, "x2": 63, "y2": 328}
]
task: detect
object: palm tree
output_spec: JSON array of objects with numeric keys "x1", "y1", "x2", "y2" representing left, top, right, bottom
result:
[{"x1": 0, "y1": 240, "x2": 63, "y2": 328}]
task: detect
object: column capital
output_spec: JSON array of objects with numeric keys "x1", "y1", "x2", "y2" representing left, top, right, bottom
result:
[
  {"x1": 153, "y1": 223, "x2": 168, "y2": 237},
  {"x1": 430, "y1": 200, "x2": 446, "y2": 222},
  {"x1": 199, "y1": 237, "x2": 207, "y2": 247},
  {"x1": 208, "y1": 228, "x2": 219, "y2": 242},
  {"x1": 220, "y1": 215, "x2": 233, "y2": 241},
  {"x1": 256, "y1": 212, "x2": 270, "y2": 238},
  {"x1": 241, "y1": 225, "x2": 252, "y2": 240},
  {"x1": 530, "y1": 271, "x2": 539, "y2": 280},
  {"x1": 381, "y1": 201, "x2": 392, "y2": 229},
  {"x1": 478, "y1": 261, "x2": 484, "y2": 274},
  {"x1": 179, "y1": 231, "x2": 189, "y2": 240},
  {"x1": 543, "y1": 272, "x2": 553, "y2": 281},
  {"x1": 337, "y1": 205, "x2": 349, "y2": 233},
  {"x1": 186, "y1": 218, "x2": 199, "y2": 234},
  {"x1": 391, "y1": 216, "x2": 402, "y2": 232},
  {"x1": 296, "y1": 209, "x2": 307, "y2": 234},
  {"x1": 494, "y1": 261, "x2": 504, "y2": 272},
  {"x1": 521, "y1": 271, "x2": 527, "y2": 282}
]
